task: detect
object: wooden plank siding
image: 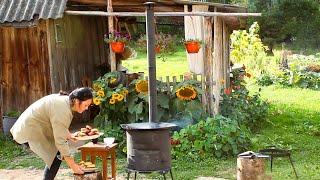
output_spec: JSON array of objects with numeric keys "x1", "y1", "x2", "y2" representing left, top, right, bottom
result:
[
  {"x1": 48, "y1": 15, "x2": 108, "y2": 92},
  {"x1": 0, "y1": 20, "x2": 51, "y2": 125}
]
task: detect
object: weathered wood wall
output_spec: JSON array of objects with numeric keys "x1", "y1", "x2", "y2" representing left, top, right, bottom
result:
[
  {"x1": 48, "y1": 15, "x2": 108, "y2": 93},
  {"x1": 0, "y1": 20, "x2": 51, "y2": 125}
]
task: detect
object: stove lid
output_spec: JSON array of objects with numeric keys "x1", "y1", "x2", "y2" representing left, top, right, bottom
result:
[{"x1": 121, "y1": 122, "x2": 177, "y2": 130}]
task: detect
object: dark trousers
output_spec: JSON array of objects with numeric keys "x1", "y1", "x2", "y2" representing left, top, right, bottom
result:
[{"x1": 43, "y1": 152, "x2": 62, "y2": 180}]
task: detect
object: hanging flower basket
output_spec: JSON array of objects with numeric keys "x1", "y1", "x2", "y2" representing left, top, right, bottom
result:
[
  {"x1": 110, "y1": 42, "x2": 125, "y2": 53},
  {"x1": 155, "y1": 46, "x2": 161, "y2": 54},
  {"x1": 184, "y1": 41, "x2": 201, "y2": 53}
]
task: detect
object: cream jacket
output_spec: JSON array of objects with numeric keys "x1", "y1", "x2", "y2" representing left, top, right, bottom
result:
[{"x1": 10, "y1": 94, "x2": 73, "y2": 168}]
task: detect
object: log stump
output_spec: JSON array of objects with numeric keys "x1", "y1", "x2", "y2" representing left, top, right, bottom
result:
[
  {"x1": 237, "y1": 157, "x2": 270, "y2": 180},
  {"x1": 74, "y1": 171, "x2": 102, "y2": 180}
]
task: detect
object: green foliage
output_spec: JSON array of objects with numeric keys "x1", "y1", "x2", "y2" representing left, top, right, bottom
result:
[
  {"x1": 249, "y1": 0, "x2": 320, "y2": 51},
  {"x1": 220, "y1": 68, "x2": 269, "y2": 131},
  {"x1": 4, "y1": 110, "x2": 21, "y2": 118},
  {"x1": 230, "y1": 22, "x2": 268, "y2": 76},
  {"x1": 256, "y1": 73, "x2": 274, "y2": 86},
  {"x1": 171, "y1": 115, "x2": 251, "y2": 160}
]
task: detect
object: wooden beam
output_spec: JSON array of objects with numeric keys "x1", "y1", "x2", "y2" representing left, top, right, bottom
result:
[
  {"x1": 223, "y1": 21, "x2": 230, "y2": 88},
  {"x1": 107, "y1": 0, "x2": 117, "y2": 72},
  {"x1": 213, "y1": 14, "x2": 223, "y2": 114},
  {"x1": 203, "y1": 16, "x2": 214, "y2": 116},
  {"x1": 65, "y1": 10, "x2": 261, "y2": 17}
]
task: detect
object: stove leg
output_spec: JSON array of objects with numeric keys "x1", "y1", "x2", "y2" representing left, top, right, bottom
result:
[
  {"x1": 127, "y1": 171, "x2": 130, "y2": 180},
  {"x1": 134, "y1": 172, "x2": 137, "y2": 180},
  {"x1": 170, "y1": 169, "x2": 173, "y2": 180}
]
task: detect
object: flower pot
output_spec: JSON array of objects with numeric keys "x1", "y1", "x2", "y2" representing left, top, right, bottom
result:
[
  {"x1": 110, "y1": 42, "x2": 125, "y2": 53},
  {"x1": 2, "y1": 116, "x2": 18, "y2": 136},
  {"x1": 185, "y1": 41, "x2": 201, "y2": 53},
  {"x1": 155, "y1": 46, "x2": 161, "y2": 54}
]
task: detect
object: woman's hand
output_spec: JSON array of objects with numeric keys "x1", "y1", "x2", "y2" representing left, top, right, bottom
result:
[
  {"x1": 64, "y1": 156, "x2": 84, "y2": 174},
  {"x1": 67, "y1": 131, "x2": 78, "y2": 142}
]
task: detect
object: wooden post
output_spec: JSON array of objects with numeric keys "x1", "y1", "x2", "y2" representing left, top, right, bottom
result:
[
  {"x1": 184, "y1": 5, "x2": 208, "y2": 74},
  {"x1": 74, "y1": 171, "x2": 103, "y2": 180},
  {"x1": 213, "y1": 9, "x2": 223, "y2": 114},
  {"x1": 203, "y1": 16, "x2": 213, "y2": 116},
  {"x1": 223, "y1": 21, "x2": 230, "y2": 88},
  {"x1": 107, "y1": 0, "x2": 116, "y2": 72}
]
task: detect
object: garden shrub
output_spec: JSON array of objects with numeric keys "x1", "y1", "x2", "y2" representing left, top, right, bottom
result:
[
  {"x1": 256, "y1": 73, "x2": 274, "y2": 86},
  {"x1": 221, "y1": 67, "x2": 269, "y2": 132},
  {"x1": 171, "y1": 115, "x2": 251, "y2": 160}
]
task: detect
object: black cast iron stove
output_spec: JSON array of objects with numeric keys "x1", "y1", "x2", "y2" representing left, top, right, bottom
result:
[{"x1": 121, "y1": 2, "x2": 177, "y2": 179}]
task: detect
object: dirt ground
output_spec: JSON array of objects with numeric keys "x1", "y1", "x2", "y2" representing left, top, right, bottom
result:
[{"x1": 0, "y1": 169, "x2": 226, "y2": 180}]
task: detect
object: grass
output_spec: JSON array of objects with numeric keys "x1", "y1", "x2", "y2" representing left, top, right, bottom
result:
[{"x1": 122, "y1": 46, "x2": 189, "y2": 79}]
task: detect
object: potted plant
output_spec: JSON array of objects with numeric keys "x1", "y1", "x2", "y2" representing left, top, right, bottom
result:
[
  {"x1": 183, "y1": 39, "x2": 202, "y2": 53},
  {"x1": 2, "y1": 110, "x2": 21, "y2": 135},
  {"x1": 104, "y1": 31, "x2": 131, "y2": 53}
]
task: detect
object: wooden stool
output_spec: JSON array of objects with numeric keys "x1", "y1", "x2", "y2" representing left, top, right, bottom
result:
[{"x1": 78, "y1": 142, "x2": 117, "y2": 180}]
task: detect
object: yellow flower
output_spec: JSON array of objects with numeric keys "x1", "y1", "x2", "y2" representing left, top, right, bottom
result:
[
  {"x1": 112, "y1": 93, "x2": 120, "y2": 99},
  {"x1": 109, "y1": 98, "x2": 116, "y2": 105},
  {"x1": 93, "y1": 98, "x2": 101, "y2": 105},
  {"x1": 121, "y1": 89, "x2": 129, "y2": 96},
  {"x1": 93, "y1": 83, "x2": 101, "y2": 91},
  {"x1": 117, "y1": 94, "x2": 124, "y2": 101},
  {"x1": 110, "y1": 78, "x2": 117, "y2": 84},
  {"x1": 176, "y1": 86, "x2": 197, "y2": 101},
  {"x1": 220, "y1": 79, "x2": 225, "y2": 84},
  {"x1": 135, "y1": 80, "x2": 148, "y2": 94},
  {"x1": 97, "y1": 90, "x2": 105, "y2": 97}
]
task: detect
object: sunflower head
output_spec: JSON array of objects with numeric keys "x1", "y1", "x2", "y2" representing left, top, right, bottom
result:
[
  {"x1": 109, "y1": 98, "x2": 116, "y2": 105},
  {"x1": 117, "y1": 94, "x2": 124, "y2": 102},
  {"x1": 97, "y1": 90, "x2": 105, "y2": 97},
  {"x1": 93, "y1": 98, "x2": 101, "y2": 105},
  {"x1": 110, "y1": 77, "x2": 117, "y2": 84},
  {"x1": 176, "y1": 86, "x2": 197, "y2": 100},
  {"x1": 112, "y1": 93, "x2": 120, "y2": 99},
  {"x1": 93, "y1": 83, "x2": 101, "y2": 91},
  {"x1": 135, "y1": 80, "x2": 148, "y2": 94}
]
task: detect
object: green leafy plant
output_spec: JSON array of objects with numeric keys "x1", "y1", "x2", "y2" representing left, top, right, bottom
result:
[
  {"x1": 220, "y1": 67, "x2": 269, "y2": 132},
  {"x1": 171, "y1": 115, "x2": 251, "y2": 160},
  {"x1": 170, "y1": 80, "x2": 206, "y2": 123},
  {"x1": 4, "y1": 110, "x2": 21, "y2": 118},
  {"x1": 93, "y1": 71, "x2": 129, "y2": 128}
]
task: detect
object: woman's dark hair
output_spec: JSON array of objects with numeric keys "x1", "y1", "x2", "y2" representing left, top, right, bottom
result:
[{"x1": 69, "y1": 87, "x2": 93, "y2": 103}]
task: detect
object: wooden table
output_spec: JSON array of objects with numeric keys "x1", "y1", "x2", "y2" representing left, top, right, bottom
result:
[{"x1": 78, "y1": 142, "x2": 117, "y2": 180}]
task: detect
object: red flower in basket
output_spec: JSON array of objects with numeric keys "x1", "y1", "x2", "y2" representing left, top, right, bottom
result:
[
  {"x1": 183, "y1": 39, "x2": 202, "y2": 53},
  {"x1": 104, "y1": 31, "x2": 131, "y2": 53}
]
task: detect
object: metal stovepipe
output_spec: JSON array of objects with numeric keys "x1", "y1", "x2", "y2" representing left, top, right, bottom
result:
[{"x1": 145, "y1": 2, "x2": 157, "y2": 123}]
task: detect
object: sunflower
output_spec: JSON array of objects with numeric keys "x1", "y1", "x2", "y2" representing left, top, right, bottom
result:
[
  {"x1": 135, "y1": 80, "x2": 148, "y2": 94},
  {"x1": 97, "y1": 90, "x2": 105, "y2": 97},
  {"x1": 109, "y1": 77, "x2": 117, "y2": 84},
  {"x1": 117, "y1": 94, "x2": 124, "y2": 101},
  {"x1": 112, "y1": 93, "x2": 120, "y2": 99},
  {"x1": 176, "y1": 86, "x2": 197, "y2": 100},
  {"x1": 109, "y1": 98, "x2": 116, "y2": 105},
  {"x1": 121, "y1": 89, "x2": 129, "y2": 96},
  {"x1": 93, "y1": 83, "x2": 101, "y2": 91},
  {"x1": 93, "y1": 98, "x2": 101, "y2": 105}
]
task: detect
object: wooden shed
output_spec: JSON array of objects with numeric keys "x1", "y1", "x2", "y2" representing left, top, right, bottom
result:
[{"x1": 0, "y1": 0, "x2": 259, "y2": 129}]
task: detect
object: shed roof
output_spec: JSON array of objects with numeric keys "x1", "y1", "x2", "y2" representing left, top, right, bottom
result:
[{"x1": 0, "y1": 0, "x2": 67, "y2": 23}]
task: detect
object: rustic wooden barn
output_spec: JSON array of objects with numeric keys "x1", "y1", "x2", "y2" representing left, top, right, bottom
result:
[{"x1": 0, "y1": 0, "x2": 259, "y2": 130}]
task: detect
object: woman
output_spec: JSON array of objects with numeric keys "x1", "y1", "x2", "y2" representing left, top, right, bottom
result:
[{"x1": 10, "y1": 87, "x2": 93, "y2": 179}]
